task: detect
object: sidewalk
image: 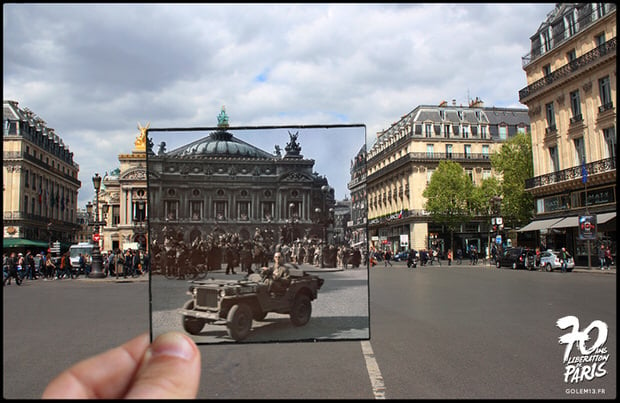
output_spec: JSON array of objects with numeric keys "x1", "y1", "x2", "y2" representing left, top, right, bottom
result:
[{"x1": 572, "y1": 265, "x2": 615, "y2": 274}]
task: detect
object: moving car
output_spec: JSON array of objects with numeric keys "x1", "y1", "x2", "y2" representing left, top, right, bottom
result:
[
  {"x1": 496, "y1": 247, "x2": 536, "y2": 270},
  {"x1": 393, "y1": 251, "x2": 410, "y2": 261},
  {"x1": 539, "y1": 250, "x2": 575, "y2": 272},
  {"x1": 178, "y1": 263, "x2": 324, "y2": 341}
]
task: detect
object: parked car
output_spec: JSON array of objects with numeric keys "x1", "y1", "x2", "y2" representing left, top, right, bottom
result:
[
  {"x1": 539, "y1": 250, "x2": 575, "y2": 272},
  {"x1": 393, "y1": 251, "x2": 410, "y2": 262},
  {"x1": 496, "y1": 247, "x2": 536, "y2": 270}
]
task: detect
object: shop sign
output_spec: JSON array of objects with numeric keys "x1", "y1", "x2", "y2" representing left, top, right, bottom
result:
[{"x1": 578, "y1": 215, "x2": 597, "y2": 240}]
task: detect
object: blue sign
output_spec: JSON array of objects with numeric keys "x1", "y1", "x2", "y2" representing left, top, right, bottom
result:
[{"x1": 495, "y1": 235, "x2": 502, "y2": 244}]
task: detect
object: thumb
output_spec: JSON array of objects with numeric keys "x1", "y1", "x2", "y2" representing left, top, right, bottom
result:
[{"x1": 126, "y1": 332, "x2": 201, "y2": 399}]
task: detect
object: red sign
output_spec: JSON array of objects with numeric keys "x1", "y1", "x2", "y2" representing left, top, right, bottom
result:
[{"x1": 93, "y1": 233, "x2": 100, "y2": 242}]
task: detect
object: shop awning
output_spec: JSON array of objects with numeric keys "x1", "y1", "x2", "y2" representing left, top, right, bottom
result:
[
  {"x1": 597, "y1": 212, "x2": 616, "y2": 224},
  {"x1": 550, "y1": 212, "x2": 616, "y2": 229},
  {"x1": 517, "y1": 218, "x2": 564, "y2": 232},
  {"x1": 550, "y1": 216, "x2": 579, "y2": 229},
  {"x1": 2, "y1": 238, "x2": 49, "y2": 249}
]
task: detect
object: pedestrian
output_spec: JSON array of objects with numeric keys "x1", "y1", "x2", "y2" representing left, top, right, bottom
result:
[
  {"x1": 84, "y1": 253, "x2": 92, "y2": 276},
  {"x1": 24, "y1": 250, "x2": 35, "y2": 280},
  {"x1": 2, "y1": 253, "x2": 8, "y2": 281},
  {"x1": 240, "y1": 241, "x2": 253, "y2": 274},
  {"x1": 604, "y1": 246, "x2": 612, "y2": 270},
  {"x1": 433, "y1": 248, "x2": 441, "y2": 266},
  {"x1": 384, "y1": 250, "x2": 392, "y2": 267},
  {"x1": 46, "y1": 255, "x2": 57, "y2": 280},
  {"x1": 559, "y1": 247, "x2": 571, "y2": 273},
  {"x1": 37, "y1": 252, "x2": 46, "y2": 279},
  {"x1": 598, "y1": 245, "x2": 606, "y2": 270},
  {"x1": 77, "y1": 253, "x2": 86, "y2": 278},
  {"x1": 225, "y1": 243, "x2": 236, "y2": 275},
  {"x1": 59, "y1": 252, "x2": 72, "y2": 279},
  {"x1": 456, "y1": 248, "x2": 463, "y2": 264},
  {"x1": 447, "y1": 249, "x2": 452, "y2": 266},
  {"x1": 114, "y1": 249, "x2": 125, "y2": 279},
  {"x1": 3, "y1": 252, "x2": 22, "y2": 286},
  {"x1": 142, "y1": 252, "x2": 151, "y2": 275},
  {"x1": 124, "y1": 250, "x2": 133, "y2": 278},
  {"x1": 132, "y1": 250, "x2": 141, "y2": 277},
  {"x1": 535, "y1": 247, "x2": 541, "y2": 269}
]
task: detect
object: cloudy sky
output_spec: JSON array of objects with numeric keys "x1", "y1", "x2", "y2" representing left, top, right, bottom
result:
[{"x1": 3, "y1": 3, "x2": 554, "y2": 207}]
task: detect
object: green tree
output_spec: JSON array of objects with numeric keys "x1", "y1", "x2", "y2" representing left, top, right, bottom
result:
[
  {"x1": 470, "y1": 176, "x2": 502, "y2": 216},
  {"x1": 423, "y1": 160, "x2": 473, "y2": 250},
  {"x1": 490, "y1": 132, "x2": 535, "y2": 229}
]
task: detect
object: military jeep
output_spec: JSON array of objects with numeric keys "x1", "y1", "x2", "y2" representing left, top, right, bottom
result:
[{"x1": 178, "y1": 263, "x2": 324, "y2": 341}]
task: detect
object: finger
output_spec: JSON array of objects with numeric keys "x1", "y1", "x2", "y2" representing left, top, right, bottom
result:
[
  {"x1": 42, "y1": 333, "x2": 150, "y2": 399},
  {"x1": 125, "y1": 332, "x2": 201, "y2": 399}
]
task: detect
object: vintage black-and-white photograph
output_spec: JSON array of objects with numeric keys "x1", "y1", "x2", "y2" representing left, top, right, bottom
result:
[{"x1": 146, "y1": 112, "x2": 369, "y2": 344}]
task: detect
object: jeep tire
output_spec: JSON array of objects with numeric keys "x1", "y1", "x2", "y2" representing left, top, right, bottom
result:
[
  {"x1": 182, "y1": 300, "x2": 205, "y2": 335},
  {"x1": 227, "y1": 303, "x2": 253, "y2": 341},
  {"x1": 290, "y1": 294, "x2": 312, "y2": 327}
]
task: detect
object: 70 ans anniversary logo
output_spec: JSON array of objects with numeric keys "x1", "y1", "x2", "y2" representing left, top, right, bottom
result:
[{"x1": 557, "y1": 315, "x2": 609, "y2": 384}]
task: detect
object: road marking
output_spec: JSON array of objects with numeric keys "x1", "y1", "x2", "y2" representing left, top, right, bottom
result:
[{"x1": 361, "y1": 340, "x2": 386, "y2": 399}]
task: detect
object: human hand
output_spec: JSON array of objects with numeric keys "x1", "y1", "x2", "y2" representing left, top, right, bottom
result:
[{"x1": 42, "y1": 331, "x2": 201, "y2": 399}]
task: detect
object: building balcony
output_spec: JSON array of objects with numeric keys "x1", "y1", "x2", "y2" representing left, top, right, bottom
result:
[
  {"x1": 519, "y1": 37, "x2": 616, "y2": 102},
  {"x1": 598, "y1": 102, "x2": 614, "y2": 114},
  {"x1": 569, "y1": 114, "x2": 583, "y2": 124},
  {"x1": 3, "y1": 150, "x2": 81, "y2": 186},
  {"x1": 367, "y1": 152, "x2": 491, "y2": 182},
  {"x1": 525, "y1": 157, "x2": 616, "y2": 190}
]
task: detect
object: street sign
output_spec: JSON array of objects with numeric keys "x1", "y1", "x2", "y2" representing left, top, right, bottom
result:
[
  {"x1": 50, "y1": 241, "x2": 61, "y2": 254},
  {"x1": 93, "y1": 233, "x2": 100, "y2": 242},
  {"x1": 495, "y1": 235, "x2": 502, "y2": 244}
]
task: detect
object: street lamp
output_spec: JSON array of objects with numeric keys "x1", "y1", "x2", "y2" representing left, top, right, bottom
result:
[{"x1": 88, "y1": 173, "x2": 105, "y2": 278}]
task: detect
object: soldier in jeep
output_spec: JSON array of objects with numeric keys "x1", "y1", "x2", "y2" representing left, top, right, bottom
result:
[{"x1": 261, "y1": 252, "x2": 290, "y2": 295}]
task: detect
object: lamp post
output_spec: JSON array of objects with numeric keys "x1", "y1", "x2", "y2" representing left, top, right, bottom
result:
[{"x1": 88, "y1": 173, "x2": 105, "y2": 278}]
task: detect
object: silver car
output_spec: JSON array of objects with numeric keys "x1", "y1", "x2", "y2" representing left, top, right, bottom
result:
[{"x1": 539, "y1": 250, "x2": 575, "y2": 272}]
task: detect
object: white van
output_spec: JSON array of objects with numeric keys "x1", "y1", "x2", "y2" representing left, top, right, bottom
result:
[{"x1": 69, "y1": 242, "x2": 96, "y2": 270}]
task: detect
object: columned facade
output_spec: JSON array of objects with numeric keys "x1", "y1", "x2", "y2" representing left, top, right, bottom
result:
[
  {"x1": 98, "y1": 125, "x2": 149, "y2": 252},
  {"x1": 146, "y1": 109, "x2": 335, "y2": 249}
]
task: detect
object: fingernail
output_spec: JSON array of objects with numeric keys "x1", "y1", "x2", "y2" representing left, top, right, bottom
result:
[{"x1": 150, "y1": 332, "x2": 196, "y2": 361}]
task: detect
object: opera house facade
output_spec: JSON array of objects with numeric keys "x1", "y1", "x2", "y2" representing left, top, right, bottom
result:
[{"x1": 146, "y1": 108, "x2": 336, "y2": 248}]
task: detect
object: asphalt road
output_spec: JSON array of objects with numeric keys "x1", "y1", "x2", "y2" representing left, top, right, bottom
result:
[{"x1": 3, "y1": 263, "x2": 616, "y2": 399}]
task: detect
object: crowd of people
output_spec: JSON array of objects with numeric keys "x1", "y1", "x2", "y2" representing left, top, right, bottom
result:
[
  {"x1": 3, "y1": 250, "x2": 74, "y2": 285},
  {"x1": 2, "y1": 247, "x2": 151, "y2": 285},
  {"x1": 150, "y1": 226, "x2": 364, "y2": 279}
]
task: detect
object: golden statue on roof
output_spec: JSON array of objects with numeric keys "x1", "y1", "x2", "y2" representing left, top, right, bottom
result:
[{"x1": 135, "y1": 121, "x2": 150, "y2": 151}]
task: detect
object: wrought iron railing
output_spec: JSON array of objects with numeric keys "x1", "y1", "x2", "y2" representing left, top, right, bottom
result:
[
  {"x1": 519, "y1": 37, "x2": 616, "y2": 101},
  {"x1": 525, "y1": 157, "x2": 616, "y2": 189}
]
